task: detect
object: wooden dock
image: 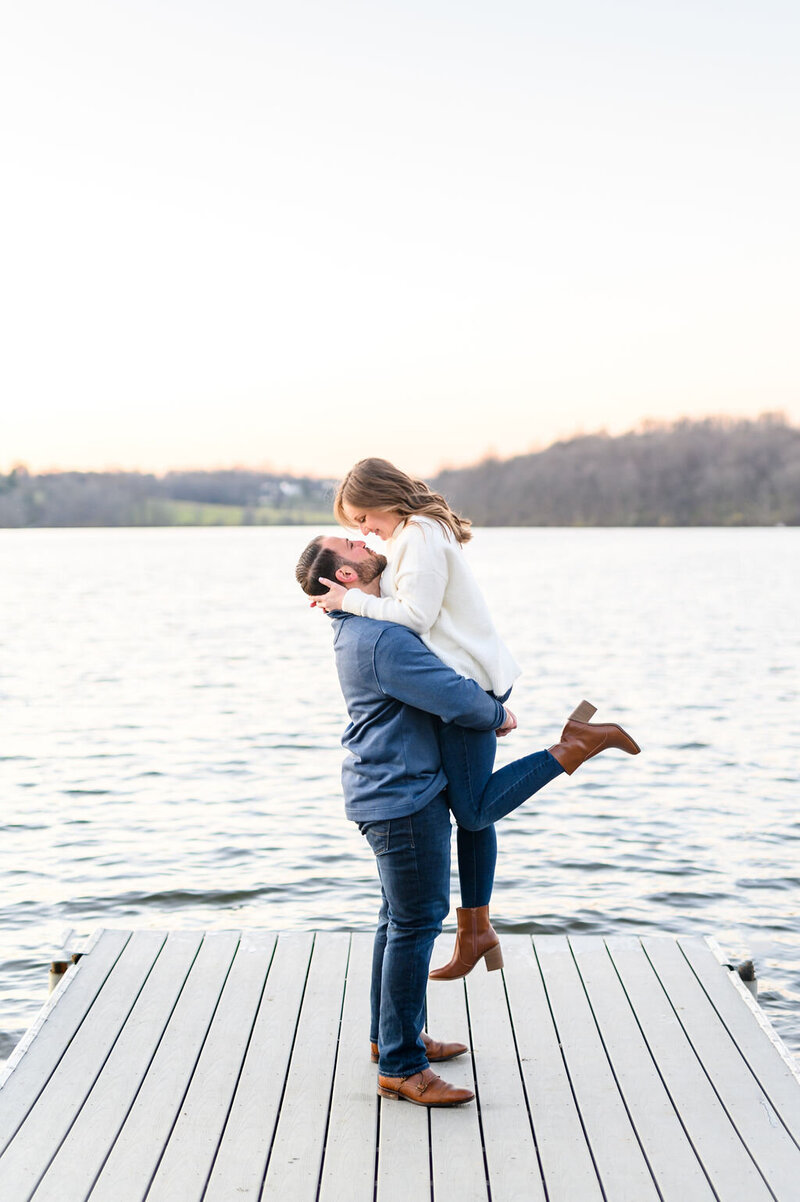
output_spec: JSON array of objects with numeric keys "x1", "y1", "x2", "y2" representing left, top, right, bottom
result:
[{"x1": 1, "y1": 931, "x2": 799, "y2": 1202}]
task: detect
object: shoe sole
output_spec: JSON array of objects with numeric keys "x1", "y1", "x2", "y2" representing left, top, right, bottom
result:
[{"x1": 377, "y1": 1086, "x2": 474, "y2": 1106}]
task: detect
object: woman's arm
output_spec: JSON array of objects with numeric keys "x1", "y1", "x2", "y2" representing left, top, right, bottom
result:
[
  {"x1": 340, "y1": 521, "x2": 450, "y2": 634},
  {"x1": 340, "y1": 568, "x2": 446, "y2": 633}
]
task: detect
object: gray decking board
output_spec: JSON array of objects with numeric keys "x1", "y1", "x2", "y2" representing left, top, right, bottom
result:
[
  {"x1": 1, "y1": 932, "x2": 799, "y2": 1202},
  {"x1": 427, "y1": 937, "x2": 487, "y2": 1202}
]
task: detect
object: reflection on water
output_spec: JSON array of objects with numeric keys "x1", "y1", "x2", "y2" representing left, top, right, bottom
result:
[{"x1": 1, "y1": 526, "x2": 798, "y2": 1061}]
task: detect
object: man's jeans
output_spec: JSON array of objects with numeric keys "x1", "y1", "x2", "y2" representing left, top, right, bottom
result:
[{"x1": 359, "y1": 792, "x2": 451, "y2": 1078}]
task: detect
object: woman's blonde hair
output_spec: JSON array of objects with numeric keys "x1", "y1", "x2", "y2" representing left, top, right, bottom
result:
[{"x1": 334, "y1": 458, "x2": 472, "y2": 544}]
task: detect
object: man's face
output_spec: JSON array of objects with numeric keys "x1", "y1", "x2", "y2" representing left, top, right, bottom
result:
[{"x1": 320, "y1": 536, "x2": 387, "y2": 585}]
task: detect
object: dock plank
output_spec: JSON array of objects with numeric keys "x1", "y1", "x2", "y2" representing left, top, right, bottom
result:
[
  {"x1": 0, "y1": 929, "x2": 130, "y2": 1157},
  {"x1": 570, "y1": 936, "x2": 716, "y2": 1202},
  {"x1": 203, "y1": 932, "x2": 314, "y2": 1202},
  {"x1": 146, "y1": 932, "x2": 277, "y2": 1202},
  {"x1": 87, "y1": 929, "x2": 242, "y2": 1202},
  {"x1": 0, "y1": 930, "x2": 166, "y2": 1201},
  {"x1": 644, "y1": 935, "x2": 800, "y2": 1200},
  {"x1": 679, "y1": 936, "x2": 800, "y2": 1145},
  {"x1": 501, "y1": 936, "x2": 603, "y2": 1202},
  {"x1": 318, "y1": 933, "x2": 378, "y2": 1202},
  {"x1": 376, "y1": 1081, "x2": 430, "y2": 1202},
  {"x1": 427, "y1": 937, "x2": 487, "y2": 1202},
  {"x1": 261, "y1": 932, "x2": 350, "y2": 1202},
  {"x1": 466, "y1": 950, "x2": 545, "y2": 1202},
  {"x1": 534, "y1": 936, "x2": 660, "y2": 1202},
  {"x1": 2, "y1": 931, "x2": 798, "y2": 1202},
  {"x1": 30, "y1": 931, "x2": 203, "y2": 1202},
  {"x1": 607, "y1": 936, "x2": 775, "y2": 1202}
]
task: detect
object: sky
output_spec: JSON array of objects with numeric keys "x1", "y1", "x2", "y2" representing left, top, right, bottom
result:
[{"x1": 1, "y1": 0, "x2": 798, "y2": 479}]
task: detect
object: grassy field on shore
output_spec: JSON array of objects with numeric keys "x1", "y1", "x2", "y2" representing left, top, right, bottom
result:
[{"x1": 129, "y1": 499, "x2": 333, "y2": 526}]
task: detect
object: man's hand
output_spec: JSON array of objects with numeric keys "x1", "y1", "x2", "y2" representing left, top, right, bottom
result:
[
  {"x1": 310, "y1": 576, "x2": 347, "y2": 613},
  {"x1": 495, "y1": 707, "x2": 517, "y2": 738}
]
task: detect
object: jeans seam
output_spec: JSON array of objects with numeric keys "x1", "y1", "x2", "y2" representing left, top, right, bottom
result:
[
  {"x1": 461, "y1": 727, "x2": 475, "y2": 809},
  {"x1": 408, "y1": 829, "x2": 426, "y2": 1075}
]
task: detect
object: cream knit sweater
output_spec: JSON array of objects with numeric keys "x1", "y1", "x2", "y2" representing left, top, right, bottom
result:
[{"x1": 340, "y1": 516, "x2": 520, "y2": 695}]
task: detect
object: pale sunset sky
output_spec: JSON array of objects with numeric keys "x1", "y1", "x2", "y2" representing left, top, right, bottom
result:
[{"x1": 1, "y1": 0, "x2": 798, "y2": 479}]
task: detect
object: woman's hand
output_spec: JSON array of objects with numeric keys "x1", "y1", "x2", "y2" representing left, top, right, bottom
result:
[
  {"x1": 310, "y1": 576, "x2": 347, "y2": 613},
  {"x1": 496, "y1": 707, "x2": 517, "y2": 738}
]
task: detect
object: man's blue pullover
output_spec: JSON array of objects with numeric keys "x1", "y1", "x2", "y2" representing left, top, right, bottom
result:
[{"x1": 329, "y1": 611, "x2": 506, "y2": 823}]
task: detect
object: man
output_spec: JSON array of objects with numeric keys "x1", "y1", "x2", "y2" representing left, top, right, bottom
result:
[{"x1": 295, "y1": 533, "x2": 638, "y2": 1106}]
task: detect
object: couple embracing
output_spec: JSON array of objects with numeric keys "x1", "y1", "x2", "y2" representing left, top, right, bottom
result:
[{"x1": 295, "y1": 458, "x2": 639, "y2": 1108}]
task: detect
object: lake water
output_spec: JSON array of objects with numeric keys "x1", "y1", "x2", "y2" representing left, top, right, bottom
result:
[{"x1": 1, "y1": 526, "x2": 798, "y2": 1061}]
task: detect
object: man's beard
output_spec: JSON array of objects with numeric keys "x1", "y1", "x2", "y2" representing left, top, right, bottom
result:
[{"x1": 354, "y1": 552, "x2": 387, "y2": 584}]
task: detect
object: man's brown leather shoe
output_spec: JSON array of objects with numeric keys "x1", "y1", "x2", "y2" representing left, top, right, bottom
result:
[
  {"x1": 377, "y1": 1067, "x2": 474, "y2": 1107},
  {"x1": 548, "y1": 700, "x2": 641, "y2": 775},
  {"x1": 370, "y1": 1031, "x2": 468, "y2": 1063}
]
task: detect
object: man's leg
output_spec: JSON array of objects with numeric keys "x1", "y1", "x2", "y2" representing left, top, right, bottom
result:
[
  {"x1": 369, "y1": 891, "x2": 389, "y2": 1047},
  {"x1": 360, "y1": 792, "x2": 451, "y2": 1078}
]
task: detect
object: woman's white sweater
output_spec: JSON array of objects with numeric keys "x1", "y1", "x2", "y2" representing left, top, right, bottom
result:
[{"x1": 340, "y1": 516, "x2": 520, "y2": 695}]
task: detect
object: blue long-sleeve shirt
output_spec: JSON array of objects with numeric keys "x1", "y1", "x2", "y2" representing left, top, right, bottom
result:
[{"x1": 330, "y1": 611, "x2": 506, "y2": 822}]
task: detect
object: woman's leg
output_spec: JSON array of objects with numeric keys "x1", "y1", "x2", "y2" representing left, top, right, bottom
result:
[
  {"x1": 439, "y1": 723, "x2": 499, "y2": 906},
  {"x1": 431, "y1": 725, "x2": 503, "y2": 980},
  {"x1": 439, "y1": 720, "x2": 564, "y2": 833},
  {"x1": 456, "y1": 824, "x2": 496, "y2": 908},
  {"x1": 432, "y1": 721, "x2": 564, "y2": 980}
]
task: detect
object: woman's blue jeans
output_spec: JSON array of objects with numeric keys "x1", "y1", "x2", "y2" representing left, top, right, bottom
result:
[
  {"x1": 438, "y1": 720, "x2": 564, "y2": 908},
  {"x1": 359, "y1": 792, "x2": 451, "y2": 1077}
]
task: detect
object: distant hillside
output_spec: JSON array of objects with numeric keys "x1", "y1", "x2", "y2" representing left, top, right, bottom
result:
[
  {"x1": 433, "y1": 415, "x2": 800, "y2": 526},
  {"x1": 0, "y1": 469, "x2": 334, "y2": 528},
  {"x1": 3, "y1": 415, "x2": 798, "y2": 527}
]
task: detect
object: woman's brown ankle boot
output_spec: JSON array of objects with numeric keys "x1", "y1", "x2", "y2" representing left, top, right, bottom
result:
[
  {"x1": 429, "y1": 905, "x2": 504, "y2": 980},
  {"x1": 548, "y1": 700, "x2": 641, "y2": 775}
]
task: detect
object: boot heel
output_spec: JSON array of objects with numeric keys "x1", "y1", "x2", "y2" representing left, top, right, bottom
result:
[
  {"x1": 570, "y1": 700, "x2": 597, "y2": 723},
  {"x1": 484, "y1": 944, "x2": 504, "y2": 972},
  {"x1": 377, "y1": 1086, "x2": 398, "y2": 1100}
]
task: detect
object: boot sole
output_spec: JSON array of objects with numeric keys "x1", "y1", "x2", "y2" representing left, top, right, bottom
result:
[{"x1": 429, "y1": 942, "x2": 504, "y2": 981}]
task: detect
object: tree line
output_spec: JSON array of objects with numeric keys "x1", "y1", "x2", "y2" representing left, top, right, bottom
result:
[
  {"x1": 0, "y1": 469, "x2": 335, "y2": 527},
  {"x1": 1, "y1": 414, "x2": 798, "y2": 527},
  {"x1": 433, "y1": 414, "x2": 800, "y2": 526}
]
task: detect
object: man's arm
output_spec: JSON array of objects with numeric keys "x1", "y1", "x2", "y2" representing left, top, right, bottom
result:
[{"x1": 372, "y1": 626, "x2": 506, "y2": 730}]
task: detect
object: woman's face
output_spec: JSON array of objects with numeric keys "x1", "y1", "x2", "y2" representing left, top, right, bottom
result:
[{"x1": 342, "y1": 502, "x2": 403, "y2": 542}]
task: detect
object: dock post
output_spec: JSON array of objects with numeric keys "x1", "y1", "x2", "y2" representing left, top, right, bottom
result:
[
  {"x1": 736, "y1": 959, "x2": 757, "y2": 998},
  {"x1": 47, "y1": 928, "x2": 81, "y2": 993}
]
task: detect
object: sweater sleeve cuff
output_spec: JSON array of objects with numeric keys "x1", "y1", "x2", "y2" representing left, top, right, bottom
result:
[{"x1": 341, "y1": 588, "x2": 366, "y2": 616}]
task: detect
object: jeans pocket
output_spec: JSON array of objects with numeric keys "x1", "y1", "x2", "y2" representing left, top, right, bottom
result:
[
  {"x1": 360, "y1": 823, "x2": 389, "y2": 856},
  {"x1": 361, "y1": 816, "x2": 415, "y2": 857}
]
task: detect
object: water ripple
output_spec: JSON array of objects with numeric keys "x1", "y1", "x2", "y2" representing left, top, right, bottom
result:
[{"x1": 1, "y1": 526, "x2": 798, "y2": 1062}]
